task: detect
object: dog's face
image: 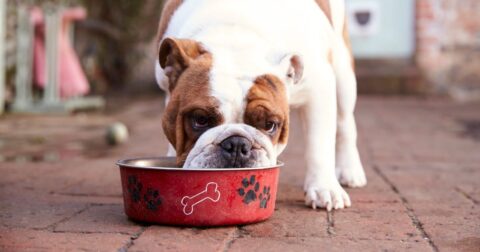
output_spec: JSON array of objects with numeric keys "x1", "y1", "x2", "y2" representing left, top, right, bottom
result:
[{"x1": 159, "y1": 38, "x2": 303, "y2": 168}]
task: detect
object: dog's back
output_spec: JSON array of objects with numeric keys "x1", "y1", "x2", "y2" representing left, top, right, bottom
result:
[
  {"x1": 155, "y1": 0, "x2": 350, "y2": 91},
  {"x1": 156, "y1": 0, "x2": 349, "y2": 50}
]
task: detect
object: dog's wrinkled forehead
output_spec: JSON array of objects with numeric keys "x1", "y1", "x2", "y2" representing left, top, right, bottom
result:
[{"x1": 207, "y1": 47, "x2": 276, "y2": 124}]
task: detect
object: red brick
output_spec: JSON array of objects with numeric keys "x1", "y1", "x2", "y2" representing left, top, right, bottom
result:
[
  {"x1": 378, "y1": 165, "x2": 479, "y2": 204},
  {"x1": 57, "y1": 159, "x2": 123, "y2": 197},
  {"x1": 8, "y1": 158, "x2": 124, "y2": 197},
  {"x1": 0, "y1": 228, "x2": 130, "y2": 252},
  {"x1": 228, "y1": 237, "x2": 431, "y2": 252},
  {"x1": 333, "y1": 202, "x2": 423, "y2": 242},
  {"x1": 345, "y1": 168, "x2": 399, "y2": 204},
  {"x1": 456, "y1": 184, "x2": 480, "y2": 204},
  {"x1": 54, "y1": 204, "x2": 141, "y2": 235},
  {"x1": 276, "y1": 182, "x2": 304, "y2": 203},
  {"x1": 0, "y1": 188, "x2": 88, "y2": 229},
  {"x1": 411, "y1": 202, "x2": 480, "y2": 252},
  {"x1": 62, "y1": 195, "x2": 123, "y2": 205},
  {"x1": 375, "y1": 165, "x2": 480, "y2": 251},
  {"x1": 129, "y1": 226, "x2": 236, "y2": 252},
  {"x1": 0, "y1": 162, "x2": 64, "y2": 187},
  {"x1": 240, "y1": 202, "x2": 329, "y2": 238}
]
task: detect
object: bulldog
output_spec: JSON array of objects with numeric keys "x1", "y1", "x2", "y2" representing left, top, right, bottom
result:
[{"x1": 155, "y1": 0, "x2": 367, "y2": 211}]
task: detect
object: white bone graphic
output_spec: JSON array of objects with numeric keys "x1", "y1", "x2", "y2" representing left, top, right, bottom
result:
[{"x1": 181, "y1": 182, "x2": 221, "y2": 215}]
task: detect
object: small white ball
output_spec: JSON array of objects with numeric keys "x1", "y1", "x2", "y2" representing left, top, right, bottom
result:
[{"x1": 106, "y1": 122, "x2": 129, "y2": 145}]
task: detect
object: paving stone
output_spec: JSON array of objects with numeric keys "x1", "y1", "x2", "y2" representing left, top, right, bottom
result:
[
  {"x1": 129, "y1": 226, "x2": 236, "y2": 252},
  {"x1": 371, "y1": 154, "x2": 480, "y2": 248},
  {"x1": 333, "y1": 202, "x2": 423, "y2": 242},
  {"x1": 228, "y1": 237, "x2": 432, "y2": 252},
  {"x1": 8, "y1": 158, "x2": 124, "y2": 197},
  {"x1": 411, "y1": 148, "x2": 480, "y2": 165},
  {"x1": 456, "y1": 184, "x2": 480, "y2": 204},
  {"x1": 57, "y1": 159, "x2": 123, "y2": 197},
  {"x1": 378, "y1": 165, "x2": 477, "y2": 204},
  {"x1": 54, "y1": 204, "x2": 142, "y2": 234},
  {"x1": 409, "y1": 202, "x2": 480, "y2": 252},
  {"x1": 240, "y1": 202, "x2": 329, "y2": 238},
  {"x1": 0, "y1": 228, "x2": 130, "y2": 252},
  {"x1": 59, "y1": 195, "x2": 123, "y2": 205},
  {"x1": 0, "y1": 162, "x2": 65, "y2": 187},
  {"x1": 0, "y1": 188, "x2": 88, "y2": 229},
  {"x1": 346, "y1": 166, "x2": 400, "y2": 204},
  {"x1": 276, "y1": 183, "x2": 304, "y2": 203}
]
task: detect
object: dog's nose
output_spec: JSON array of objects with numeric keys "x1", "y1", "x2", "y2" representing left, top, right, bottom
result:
[{"x1": 220, "y1": 136, "x2": 252, "y2": 167}]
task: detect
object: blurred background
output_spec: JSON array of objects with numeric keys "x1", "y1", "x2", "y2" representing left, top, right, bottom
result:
[
  {"x1": 0, "y1": 0, "x2": 479, "y2": 161},
  {"x1": 348, "y1": 0, "x2": 480, "y2": 100},
  {"x1": 1, "y1": 0, "x2": 480, "y2": 113},
  {"x1": 1, "y1": 0, "x2": 163, "y2": 111}
]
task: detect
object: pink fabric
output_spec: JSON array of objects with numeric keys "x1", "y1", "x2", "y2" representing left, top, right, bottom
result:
[{"x1": 31, "y1": 7, "x2": 89, "y2": 98}]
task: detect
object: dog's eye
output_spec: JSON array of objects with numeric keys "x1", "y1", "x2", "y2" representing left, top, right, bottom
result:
[
  {"x1": 265, "y1": 121, "x2": 277, "y2": 134},
  {"x1": 192, "y1": 115, "x2": 210, "y2": 129}
]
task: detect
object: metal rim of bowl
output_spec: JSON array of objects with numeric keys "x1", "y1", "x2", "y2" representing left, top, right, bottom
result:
[{"x1": 116, "y1": 156, "x2": 284, "y2": 171}]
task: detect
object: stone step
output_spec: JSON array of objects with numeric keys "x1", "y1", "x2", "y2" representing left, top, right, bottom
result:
[{"x1": 355, "y1": 59, "x2": 427, "y2": 95}]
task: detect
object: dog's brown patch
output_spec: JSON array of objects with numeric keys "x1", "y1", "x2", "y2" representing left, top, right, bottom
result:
[
  {"x1": 160, "y1": 39, "x2": 223, "y2": 166},
  {"x1": 159, "y1": 38, "x2": 208, "y2": 91},
  {"x1": 244, "y1": 75, "x2": 290, "y2": 146}
]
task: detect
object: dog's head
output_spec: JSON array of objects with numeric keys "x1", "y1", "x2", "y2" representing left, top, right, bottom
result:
[{"x1": 157, "y1": 38, "x2": 303, "y2": 168}]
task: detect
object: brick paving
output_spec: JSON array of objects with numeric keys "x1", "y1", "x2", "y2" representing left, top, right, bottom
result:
[{"x1": 0, "y1": 95, "x2": 479, "y2": 252}]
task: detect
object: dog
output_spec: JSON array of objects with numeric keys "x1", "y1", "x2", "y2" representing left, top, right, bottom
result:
[{"x1": 154, "y1": 0, "x2": 367, "y2": 211}]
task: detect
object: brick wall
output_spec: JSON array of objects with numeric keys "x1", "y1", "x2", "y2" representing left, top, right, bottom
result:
[{"x1": 416, "y1": 0, "x2": 480, "y2": 100}]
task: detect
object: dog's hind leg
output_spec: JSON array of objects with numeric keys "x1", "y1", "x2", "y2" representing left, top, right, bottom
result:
[{"x1": 332, "y1": 32, "x2": 366, "y2": 188}]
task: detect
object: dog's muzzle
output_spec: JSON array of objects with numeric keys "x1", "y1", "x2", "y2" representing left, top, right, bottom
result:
[{"x1": 183, "y1": 124, "x2": 276, "y2": 169}]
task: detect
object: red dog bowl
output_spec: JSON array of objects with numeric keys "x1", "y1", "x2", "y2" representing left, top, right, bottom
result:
[{"x1": 117, "y1": 157, "x2": 282, "y2": 226}]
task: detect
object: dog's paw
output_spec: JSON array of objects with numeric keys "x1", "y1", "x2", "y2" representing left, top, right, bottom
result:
[
  {"x1": 336, "y1": 156, "x2": 367, "y2": 187},
  {"x1": 337, "y1": 166, "x2": 367, "y2": 188},
  {"x1": 336, "y1": 151, "x2": 367, "y2": 188},
  {"x1": 304, "y1": 180, "x2": 351, "y2": 211}
]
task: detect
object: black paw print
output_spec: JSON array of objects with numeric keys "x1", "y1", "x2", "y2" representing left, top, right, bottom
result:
[
  {"x1": 127, "y1": 175, "x2": 143, "y2": 203},
  {"x1": 144, "y1": 188, "x2": 162, "y2": 211},
  {"x1": 259, "y1": 186, "x2": 271, "y2": 208},
  {"x1": 237, "y1": 175, "x2": 260, "y2": 204}
]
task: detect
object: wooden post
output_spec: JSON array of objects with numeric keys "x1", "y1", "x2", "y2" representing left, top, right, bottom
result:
[
  {"x1": 43, "y1": 7, "x2": 60, "y2": 105},
  {"x1": 0, "y1": 0, "x2": 5, "y2": 115},
  {"x1": 12, "y1": 5, "x2": 34, "y2": 111},
  {"x1": 11, "y1": 5, "x2": 104, "y2": 114}
]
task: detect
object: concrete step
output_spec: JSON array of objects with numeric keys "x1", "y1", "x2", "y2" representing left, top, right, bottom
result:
[{"x1": 355, "y1": 59, "x2": 427, "y2": 95}]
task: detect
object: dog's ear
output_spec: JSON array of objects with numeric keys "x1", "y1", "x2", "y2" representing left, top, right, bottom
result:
[
  {"x1": 278, "y1": 54, "x2": 304, "y2": 85},
  {"x1": 159, "y1": 37, "x2": 206, "y2": 91}
]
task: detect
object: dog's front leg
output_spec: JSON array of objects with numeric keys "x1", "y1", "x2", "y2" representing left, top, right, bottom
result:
[{"x1": 301, "y1": 69, "x2": 351, "y2": 211}]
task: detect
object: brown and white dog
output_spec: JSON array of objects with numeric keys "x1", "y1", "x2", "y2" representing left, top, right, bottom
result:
[{"x1": 155, "y1": 0, "x2": 366, "y2": 211}]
